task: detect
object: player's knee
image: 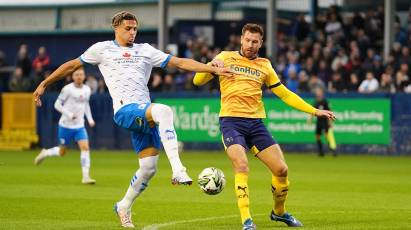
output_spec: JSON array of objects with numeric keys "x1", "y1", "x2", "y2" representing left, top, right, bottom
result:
[
  {"x1": 140, "y1": 164, "x2": 157, "y2": 179},
  {"x1": 274, "y1": 165, "x2": 288, "y2": 177},
  {"x1": 80, "y1": 146, "x2": 89, "y2": 151},
  {"x1": 152, "y1": 104, "x2": 174, "y2": 122},
  {"x1": 234, "y1": 160, "x2": 249, "y2": 173}
]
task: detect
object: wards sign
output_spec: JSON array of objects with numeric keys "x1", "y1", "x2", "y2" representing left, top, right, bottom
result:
[{"x1": 170, "y1": 104, "x2": 220, "y2": 141}]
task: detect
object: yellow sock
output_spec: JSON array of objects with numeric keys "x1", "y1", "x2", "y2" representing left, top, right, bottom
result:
[
  {"x1": 235, "y1": 173, "x2": 251, "y2": 223},
  {"x1": 271, "y1": 175, "x2": 289, "y2": 216},
  {"x1": 326, "y1": 128, "x2": 337, "y2": 150}
]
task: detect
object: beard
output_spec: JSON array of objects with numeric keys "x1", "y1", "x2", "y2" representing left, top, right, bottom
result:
[{"x1": 241, "y1": 47, "x2": 258, "y2": 59}]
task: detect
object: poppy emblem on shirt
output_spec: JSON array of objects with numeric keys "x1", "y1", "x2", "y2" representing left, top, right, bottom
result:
[{"x1": 123, "y1": 52, "x2": 131, "y2": 58}]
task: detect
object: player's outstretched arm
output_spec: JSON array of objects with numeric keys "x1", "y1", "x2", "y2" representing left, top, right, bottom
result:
[
  {"x1": 193, "y1": 58, "x2": 226, "y2": 86},
  {"x1": 33, "y1": 58, "x2": 83, "y2": 106},
  {"x1": 271, "y1": 84, "x2": 335, "y2": 120},
  {"x1": 167, "y1": 56, "x2": 232, "y2": 77}
]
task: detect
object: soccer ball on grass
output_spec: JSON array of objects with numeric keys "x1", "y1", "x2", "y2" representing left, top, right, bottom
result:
[{"x1": 197, "y1": 167, "x2": 226, "y2": 195}]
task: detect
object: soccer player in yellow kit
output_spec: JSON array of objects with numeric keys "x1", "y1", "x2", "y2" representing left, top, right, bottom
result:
[{"x1": 193, "y1": 24, "x2": 335, "y2": 229}]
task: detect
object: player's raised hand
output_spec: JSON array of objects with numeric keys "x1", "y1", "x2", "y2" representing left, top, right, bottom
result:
[
  {"x1": 33, "y1": 83, "x2": 46, "y2": 107},
  {"x1": 215, "y1": 66, "x2": 234, "y2": 77},
  {"x1": 315, "y1": 109, "x2": 336, "y2": 121},
  {"x1": 210, "y1": 59, "x2": 225, "y2": 68}
]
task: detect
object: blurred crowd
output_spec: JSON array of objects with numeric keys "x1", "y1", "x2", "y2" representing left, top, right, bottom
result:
[
  {"x1": 0, "y1": 4, "x2": 410, "y2": 95},
  {"x1": 0, "y1": 44, "x2": 108, "y2": 94}
]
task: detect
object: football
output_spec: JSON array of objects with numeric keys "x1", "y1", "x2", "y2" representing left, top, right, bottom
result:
[{"x1": 198, "y1": 167, "x2": 226, "y2": 195}]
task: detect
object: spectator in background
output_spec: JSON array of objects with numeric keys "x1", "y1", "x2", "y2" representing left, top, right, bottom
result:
[
  {"x1": 297, "y1": 71, "x2": 310, "y2": 93},
  {"x1": 308, "y1": 74, "x2": 326, "y2": 93},
  {"x1": 358, "y1": 71, "x2": 379, "y2": 93},
  {"x1": 356, "y1": 29, "x2": 370, "y2": 57},
  {"x1": 96, "y1": 78, "x2": 108, "y2": 94},
  {"x1": 286, "y1": 69, "x2": 299, "y2": 92},
  {"x1": 148, "y1": 69, "x2": 163, "y2": 92},
  {"x1": 379, "y1": 73, "x2": 396, "y2": 93},
  {"x1": 16, "y1": 44, "x2": 31, "y2": 76},
  {"x1": 325, "y1": 13, "x2": 344, "y2": 41},
  {"x1": 399, "y1": 63, "x2": 410, "y2": 79},
  {"x1": 352, "y1": 12, "x2": 365, "y2": 29},
  {"x1": 31, "y1": 62, "x2": 45, "y2": 91},
  {"x1": 346, "y1": 73, "x2": 360, "y2": 92},
  {"x1": 399, "y1": 47, "x2": 411, "y2": 70},
  {"x1": 372, "y1": 55, "x2": 384, "y2": 81},
  {"x1": 317, "y1": 60, "x2": 332, "y2": 84},
  {"x1": 284, "y1": 53, "x2": 301, "y2": 81},
  {"x1": 364, "y1": 10, "x2": 382, "y2": 42},
  {"x1": 361, "y1": 48, "x2": 375, "y2": 72},
  {"x1": 86, "y1": 75, "x2": 98, "y2": 94},
  {"x1": 8, "y1": 67, "x2": 30, "y2": 92},
  {"x1": 43, "y1": 70, "x2": 60, "y2": 92},
  {"x1": 331, "y1": 48, "x2": 348, "y2": 72},
  {"x1": 302, "y1": 56, "x2": 318, "y2": 76},
  {"x1": 183, "y1": 39, "x2": 194, "y2": 58},
  {"x1": 162, "y1": 73, "x2": 175, "y2": 92},
  {"x1": 275, "y1": 54, "x2": 287, "y2": 76},
  {"x1": 195, "y1": 45, "x2": 211, "y2": 64},
  {"x1": 224, "y1": 34, "x2": 240, "y2": 51},
  {"x1": 328, "y1": 72, "x2": 346, "y2": 93},
  {"x1": 394, "y1": 23, "x2": 408, "y2": 46},
  {"x1": 32, "y1": 46, "x2": 50, "y2": 71},
  {"x1": 395, "y1": 71, "x2": 410, "y2": 92},
  {"x1": 292, "y1": 14, "x2": 310, "y2": 41}
]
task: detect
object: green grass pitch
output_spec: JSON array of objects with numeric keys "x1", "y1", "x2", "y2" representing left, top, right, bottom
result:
[{"x1": 0, "y1": 150, "x2": 410, "y2": 229}]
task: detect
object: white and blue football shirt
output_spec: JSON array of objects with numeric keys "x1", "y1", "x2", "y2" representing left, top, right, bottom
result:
[
  {"x1": 80, "y1": 41, "x2": 171, "y2": 113},
  {"x1": 55, "y1": 83, "x2": 93, "y2": 129}
]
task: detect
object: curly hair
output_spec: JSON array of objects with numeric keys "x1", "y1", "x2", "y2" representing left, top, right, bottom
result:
[{"x1": 111, "y1": 11, "x2": 138, "y2": 28}]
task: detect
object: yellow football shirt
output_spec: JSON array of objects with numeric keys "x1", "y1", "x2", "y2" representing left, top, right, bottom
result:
[{"x1": 214, "y1": 51, "x2": 280, "y2": 118}]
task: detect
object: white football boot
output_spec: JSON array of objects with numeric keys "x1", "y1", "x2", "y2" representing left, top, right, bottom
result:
[
  {"x1": 171, "y1": 167, "x2": 193, "y2": 185},
  {"x1": 34, "y1": 149, "x2": 47, "y2": 165},
  {"x1": 114, "y1": 203, "x2": 135, "y2": 228}
]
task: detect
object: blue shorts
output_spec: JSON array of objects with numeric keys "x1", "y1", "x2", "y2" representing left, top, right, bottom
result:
[
  {"x1": 58, "y1": 126, "x2": 88, "y2": 146},
  {"x1": 219, "y1": 117, "x2": 276, "y2": 155},
  {"x1": 114, "y1": 103, "x2": 161, "y2": 153}
]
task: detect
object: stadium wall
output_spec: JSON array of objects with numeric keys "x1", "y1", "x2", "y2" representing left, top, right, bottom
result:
[{"x1": 34, "y1": 92, "x2": 411, "y2": 155}]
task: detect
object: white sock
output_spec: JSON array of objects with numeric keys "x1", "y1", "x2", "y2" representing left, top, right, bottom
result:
[
  {"x1": 80, "y1": 150, "x2": 90, "y2": 179},
  {"x1": 45, "y1": 146, "x2": 60, "y2": 157},
  {"x1": 117, "y1": 155, "x2": 158, "y2": 210},
  {"x1": 151, "y1": 103, "x2": 185, "y2": 173}
]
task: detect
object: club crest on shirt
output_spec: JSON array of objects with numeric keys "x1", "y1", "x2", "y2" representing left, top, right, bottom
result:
[
  {"x1": 123, "y1": 52, "x2": 131, "y2": 58},
  {"x1": 135, "y1": 117, "x2": 144, "y2": 127}
]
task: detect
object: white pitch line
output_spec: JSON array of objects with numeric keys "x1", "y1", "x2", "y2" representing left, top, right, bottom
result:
[
  {"x1": 142, "y1": 214, "x2": 265, "y2": 230},
  {"x1": 141, "y1": 209, "x2": 404, "y2": 230}
]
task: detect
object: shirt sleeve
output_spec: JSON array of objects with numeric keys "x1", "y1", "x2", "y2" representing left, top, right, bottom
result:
[
  {"x1": 54, "y1": 87, "x2": 73, "y2": 117},
  {"x1": 265, "y1": 62, "x2": 281, "y2": 88},
  {"x1": 146, "y1": 43, "x2": 171, "y2": 68},
  {"x1": 80, "y1": 43, "x2": 103, "y2": 65}
]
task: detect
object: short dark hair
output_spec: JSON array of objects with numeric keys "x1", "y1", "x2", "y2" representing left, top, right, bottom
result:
[
  {"x1": 112, "y1": 11, "x2": 138, "y2": 28},
  {"x1": 242, "y1": 23, "x2": 264, "y2": 37}
]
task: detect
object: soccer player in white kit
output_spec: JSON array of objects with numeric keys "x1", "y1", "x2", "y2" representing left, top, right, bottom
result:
[
  {"x1": 33, "y1": 11, "x2": 232, "y2": 228},
  {"x1": 34, "y1": 68, "x2": 96, "y2": 185}
]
